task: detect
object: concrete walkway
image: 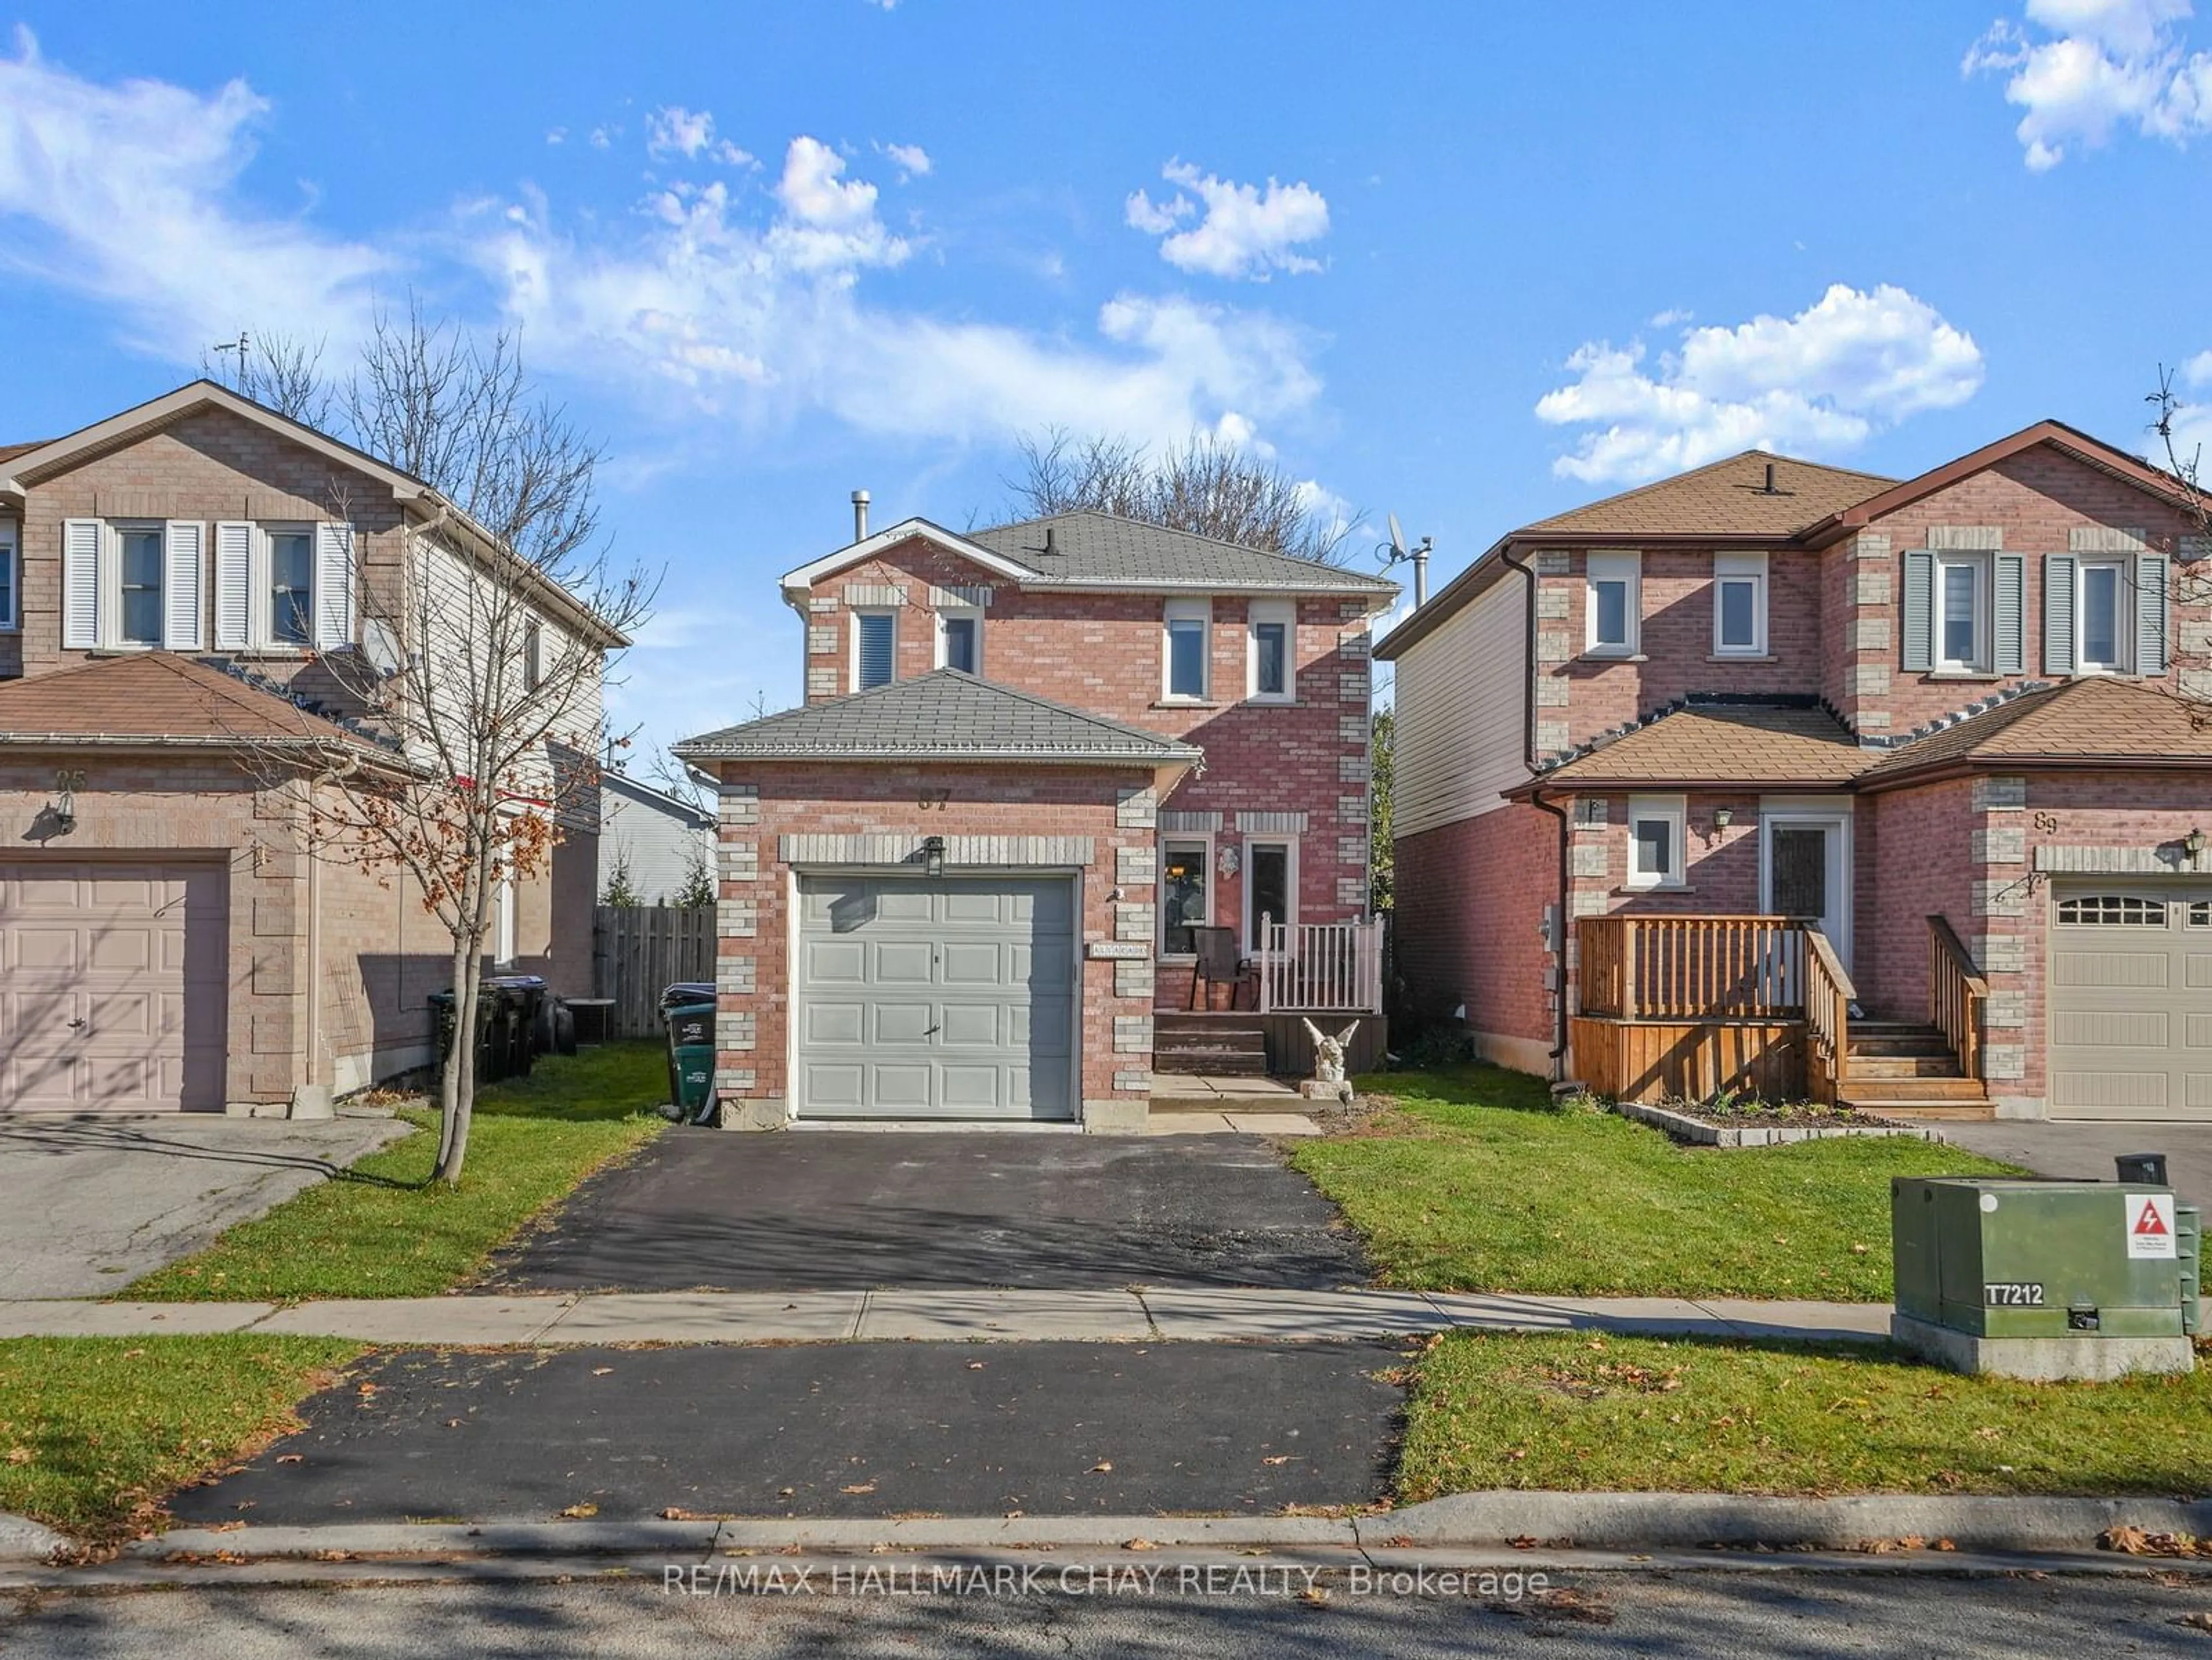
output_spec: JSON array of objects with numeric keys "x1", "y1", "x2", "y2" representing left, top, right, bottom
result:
[{"x1": 0, "y1": 1288, "x2": 1901, "y2": 1345}]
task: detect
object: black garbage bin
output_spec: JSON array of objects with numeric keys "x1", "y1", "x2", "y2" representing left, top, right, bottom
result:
[
  {"x1": 484, "y1": 975, "x2": 548, "y2": 1079},
  {"x1": 432, "y1": 987, "x2": 510, "y2": 1085}
]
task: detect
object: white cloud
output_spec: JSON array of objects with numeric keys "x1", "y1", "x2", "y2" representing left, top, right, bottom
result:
[
  {"x1": 546, "y1": 126, "x2": 567, "y2": 146},
  {"x1": 1648, "y1": 306, "x2": 1694, "y2": 328},
  {"x1": 1124, "y1": 160, "x2": 1329, "y2": 281},
  {"x1": 589, "y1": 126, "x2": 613, "y2": 150},
  {"x1": 473, "y1": 136, "x2": 1321, "y2": 446},
  {"x1": 645, "y1": 105, "x2": 751, "y2": 166},
  {"x1": 1966, "y1": 0, "x2": 2212, "y2": 167},
  {"x1": 1535, "y1": 283, "x2": 1986, "y2": 483},
  {"x1": 0, "y1": 28, "x2": 387, "y2": 356},
  {"x1": 879, "y1": 141, "x2": 930, "y2": 180}
]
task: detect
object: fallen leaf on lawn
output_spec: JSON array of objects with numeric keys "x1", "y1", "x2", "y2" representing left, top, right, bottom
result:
[
  {"x1": 559, "y1": 1503, "x2": 599, "y2": 1519},
  {"x1": 840, "y1": 1483, "x2": 877, "y2": 1496},
  {"x1": 275, "y1": 1455, "x2": 304, "y2": 1465},
  {"x1": 122, "y1": 1348, "x2": 145, "y2": 1359},
  {"x1": 1850, "y1": 1243, "x2": 1869, "y2": 1255},
  {"x1": 2101, "y1": 1526, "x2": 2212, "y2": 1559},
  {"x1": 5, "y1": 1447, "x2": 31, "y2": 1466},
  {"x1": 356, "y1": 1383, "x2": 378, "y2": 1397},
  {"x1": 1088, "y1": 1461, "x2": 1113, "y2": 1474}
]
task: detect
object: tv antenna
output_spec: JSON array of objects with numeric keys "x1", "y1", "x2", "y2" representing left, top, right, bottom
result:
[
  {"x1": 1377, "y1": 511, "x2": 1431, "y2": 607},
  {"x1": 209, "y1": 332, "x2": 251, "y2": 388}
]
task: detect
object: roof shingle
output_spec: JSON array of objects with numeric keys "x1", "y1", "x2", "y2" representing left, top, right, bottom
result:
[
  {"x1": 1858, "y1": 677, "x2": 2212, "y2": 784},
  {"x1": 673, "y1": 669, "x2": 1204, "y2": 765},
  {"x1": 0, "y1": 653, "x2": 400, "y2": 758},
  {"x1": 1520, "y1": 701, "x2": 1872, "y2": 790},
  {"x1": 1519, "y1": 452, "x2": 1896, "y2": 540},
  {"x1": 966, "y1": 511, "x2": 1397, "y2": 594}
]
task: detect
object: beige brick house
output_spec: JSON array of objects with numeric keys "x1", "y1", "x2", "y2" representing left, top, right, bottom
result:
[{"x1": 0, "y1": 382, "x2": 622, "y2": 1114}]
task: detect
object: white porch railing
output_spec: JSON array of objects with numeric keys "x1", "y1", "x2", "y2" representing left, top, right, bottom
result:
[{"x1": 1254, "y1": 915, "x2": 1385, "y2": 1014}]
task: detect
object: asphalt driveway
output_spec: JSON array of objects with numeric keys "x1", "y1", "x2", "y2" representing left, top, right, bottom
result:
[
  {"x1": 0, "y1": 1113, "x2": 411, "y2": 1298},
  {"x1": 166, "y1": 1340, "x2": 1406, "y2": 1526},
  {"x1": 1940, "y1": 1119, "x2": 2212, "y2": 1210},
  {"x1": 483, "y1": 1132, "x2": 1369, "y2": 1293}
]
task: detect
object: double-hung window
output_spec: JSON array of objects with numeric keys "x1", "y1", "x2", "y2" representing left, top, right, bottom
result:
[
  {"x1": 1712, "y1": 552, "x2": 1766, "y2": 656},
  {"x1": 0, "y1": 522, "x2": 17, "y2": 631},
  {"x1": 936, "y1": 607, "x2": 982, "y2": 675},
  {"x1": 853, "y1": 609, "x2": 896, "y2": 691},
  {"x1": 63, "y1": 518, "x2": 206, "y2": 651},
  {"x1": 2077, "y1": 559, "x2": 2127, "y2": 673},
  {"x1": 1585, "y1": 551, "x2": 1639, "y2": 655},
  {"x1": 1160, "y1": 839, "x2": 1209, "y2": 955},
  {"x1": 1164, "y1": 598, "x2": 1210, "y2": 700},
  {"x1": 1626, "y1": 794, "x2": 1686, "y2": 890},
  {"x1": 119, "y1": 526, "x2": 166, "y2": 646},
  {"x1": 1936, "y1": 554, "x2": 1987, "y2": 671},
  {"x1": 267, "y1": 529, "x2": 314, "y2": 647},
  {"x1": 1247, "y1": 600, "x2": 1294, "y2": 702}
]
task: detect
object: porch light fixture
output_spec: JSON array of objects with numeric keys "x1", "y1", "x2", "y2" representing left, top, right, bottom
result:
[
  {"x1": 1711, "y1": 806, "x2": 1733, "y2": 831},
  {"x1": 2187, "y1": 827, "x2": 2207, "y2": 861},
  {"x1": 922, "y1": 834, "x2": 946, "y2": 879},
  {"x1": 48, "y1": 768, "x2": 80, "y2": 833}
]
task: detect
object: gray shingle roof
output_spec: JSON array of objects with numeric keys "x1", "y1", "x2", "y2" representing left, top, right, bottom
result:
[
  {"x1": 965, "y1": 510, "x2": 1397, "y2": 596},
  {"x1": 672, "y1": 670, "x2": 1205, "y2": 765}
]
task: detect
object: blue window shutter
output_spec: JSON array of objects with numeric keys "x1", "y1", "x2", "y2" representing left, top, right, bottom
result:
[
  {"x1": 2043, "y1": 554, "x2": 2076, "y2": 676},
  {"x1": 858, "y1": 613, "x2": 894, "y2": 688},
  {"x1": 1993, "y1": 554, "x2": 2024, "y2": 676},
  {"x1": 2136, "y1": 552, "x2": 2168, "y2": 676},
  {"x1": 1900, "y1": 549, "x2": 1934, "y2": 673}
]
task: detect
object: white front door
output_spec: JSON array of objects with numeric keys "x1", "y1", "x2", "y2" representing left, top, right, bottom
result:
[{"x1": 1760, "y1": 808, "x2": 1852, "y2": 966}]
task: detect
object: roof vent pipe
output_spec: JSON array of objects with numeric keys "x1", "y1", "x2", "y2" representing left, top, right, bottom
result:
[
  {"x1": 1762, "y1": 461, "x2": 1778, "y2": 495},
  {"x1": 1043, "y1": 526, "x2": 1057, "y2": 555},
  {"x1": 851, "y1": 489, "x2": 870, "y2": 541}
]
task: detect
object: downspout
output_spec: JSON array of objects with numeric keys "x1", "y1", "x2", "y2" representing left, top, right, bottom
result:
[
  {"x1": 302, "y1": 751, "x2": 362, "y2": 1111},
  {"x1": 1501, "y1": 543, "x2": 1572, "y2": 1073}
]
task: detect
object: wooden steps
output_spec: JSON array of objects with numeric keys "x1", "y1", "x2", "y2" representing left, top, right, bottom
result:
[
  {"x1": 1838, "y1": 1021, "x2": 1993, "y2": 1119},
  {"x1": 1151, "y1": 1013, "x2": 1269, "y2": 1079}
]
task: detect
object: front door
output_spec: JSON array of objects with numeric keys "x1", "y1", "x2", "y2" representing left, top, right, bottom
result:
[{"x1": 1762, "y1": 812, "x2": 1851, "y2": 965}]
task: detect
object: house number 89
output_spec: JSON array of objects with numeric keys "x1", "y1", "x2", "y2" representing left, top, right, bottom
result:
[
  {"x1": 2033, "y1": 811, "x2": 2058, "y2": 833},
  {"x1": 918, "y1": 789, "x2": 951, "y2": 810}
]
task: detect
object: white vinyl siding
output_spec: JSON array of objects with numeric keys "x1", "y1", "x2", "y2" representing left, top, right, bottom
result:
[{"x1": 1392, "y1": 576, "x2": 1531, "y2": 836}]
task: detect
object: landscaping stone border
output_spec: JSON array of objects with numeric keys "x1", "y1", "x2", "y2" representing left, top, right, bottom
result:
[{"x1": 1612, "y1": 1100, "x2": 1946, "y2": 1149}]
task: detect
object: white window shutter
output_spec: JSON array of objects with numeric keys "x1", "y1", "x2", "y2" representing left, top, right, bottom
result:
[
  {"x1": 314, "y1": 522, "x2": 354, "y2": 649},
  {"x1": 162, "y1": 521, "x2": 204, "y2": 650},
  {"x1": 213, "y1": 522, "x2": 253, "y2": 649},
  {"x1": 62, "y1": 519, "x2": 101, "y2": 649}
]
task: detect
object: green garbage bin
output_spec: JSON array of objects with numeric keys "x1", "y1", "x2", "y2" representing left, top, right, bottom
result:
[{"x1": 661, "y1": 986, "x2": 717, "y2": 1124}]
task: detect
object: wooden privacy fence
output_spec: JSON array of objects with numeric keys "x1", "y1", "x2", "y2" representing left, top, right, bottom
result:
[{"x1": 593, "y1": 904, "x2": 716, "y2": 1036}]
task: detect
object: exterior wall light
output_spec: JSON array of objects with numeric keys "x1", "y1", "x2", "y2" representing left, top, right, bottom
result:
[
  {"x1": 922, "y1": 833, "x2": 946, "y2": 879},
  {"x1": 2187, "y1": 827, "x2": 2206, "y2": 861},
  {"x1": 1711, "y1": 806, "x2": 1733, "y2": 831}
]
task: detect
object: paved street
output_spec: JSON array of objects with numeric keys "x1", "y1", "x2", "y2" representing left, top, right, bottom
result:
[
  {"x1": 6, "y1": 1568, "x2": 2210, "y2": 1657},
  {"x1": 0, "y1": 1114, "x2": 411, "y2": 1298},
  {"x1": 165, "y1": 1341, "x2": 1407, "y2": 1526},
  {"x1": 1941, "y1": 1119, "x2": 2212, "y2": 1211},
  {"x1": 484, "y1": 1131, "x2": 1368, "y2": 1291}
]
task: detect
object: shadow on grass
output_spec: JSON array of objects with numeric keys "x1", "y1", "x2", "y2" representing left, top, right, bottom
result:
[{"x1": 1351, "y1": 1062, "x2": 1559, "y2": 1115}]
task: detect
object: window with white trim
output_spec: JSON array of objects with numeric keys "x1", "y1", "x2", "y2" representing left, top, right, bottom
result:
[
  {"x1": 0, "y1": 522, "x2": 17, "y2": 631},
  {"x1": 1163, "y1": 597, "x2": 1210, "y2": 700},
  {"x1": 1712, "y1": 551, "x2": 1766, "y2": 656},
  {"x1": 2077, "y1": 559, "x2": 2128, "y2": 673},
  {"x1": 1626, "y1": 794, "x2": 1686, "y2": 889},
  {"x1": 1247, "y1": 600, "x2": 1294, "y2": 703},
  {"x1": 935, "y1": 606, "x2": 982, "y2": 675},
  {"x1": 2057, "y1": 894, "x2": 2165, "y2": 926},
  {"x1": 1936, "y1": 553, "x2": 1988, "y2": 671},
  {"x1": 1585, "y1": 551, "x2": 1639, "y2": 655},
  {"x1": 266, "y1": 528, "x2": 314, "y2": 647},
  {"x1": 1159, "y1": 838, "x2": 1209, "y2": 955},
  {"x1": 118, "y1": 525, "x2": 165, "y2": 646},
  {"x1": 852, "y1": 609, "x2": 896, "y2": 691}
]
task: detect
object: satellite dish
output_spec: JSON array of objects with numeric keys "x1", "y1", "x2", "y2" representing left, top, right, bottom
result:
[{"x1": 1387, "y1": 511, "x2": 1407, "y2": 556}]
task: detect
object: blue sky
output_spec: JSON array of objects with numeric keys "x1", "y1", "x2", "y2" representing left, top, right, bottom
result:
[{"x1": 2, "y1": 1, "x2": 2210, "y2": 758}]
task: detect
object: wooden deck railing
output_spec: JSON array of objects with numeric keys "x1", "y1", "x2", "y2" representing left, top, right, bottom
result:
[
  {"x1": 1255, "y1": 915, "x2": 1385, "y2": 1014},
  {"x1": 1575, "y1": 915, "x2": 1808, "y2": 1021},
  {"x1": 1927, "y1": 914, "x2": 1988, "y2": 1083},
  {"x1": 1802, "y1": 928, "x2": 1856, "y2": 1106}
]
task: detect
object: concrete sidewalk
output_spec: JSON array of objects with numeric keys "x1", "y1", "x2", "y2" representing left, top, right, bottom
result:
[{"x1": 0, "y1": 1287, "x2": 1903, "y2": 1345}]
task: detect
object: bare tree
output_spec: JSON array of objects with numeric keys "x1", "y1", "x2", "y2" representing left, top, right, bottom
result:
[
  {"x1": 1005, "y1": 428, "x2": 1355, "y2": 563},
  {"x1": 201, "y1": 330, "x2": 335, "y2": 428},
  {"x1": 243, "y1": 304, "x2": 654, "y2": 1185},
  {"x1": 2147, "y1": 366, "x2": 2212, "y2": 721}
]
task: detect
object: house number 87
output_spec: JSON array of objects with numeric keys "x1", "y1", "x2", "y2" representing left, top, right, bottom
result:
[{"x1": 918, "y1": 789, "x2": 951, "y2": 810}]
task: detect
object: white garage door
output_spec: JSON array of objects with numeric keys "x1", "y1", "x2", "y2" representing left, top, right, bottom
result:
[
  {"x1": 0, "y1": 861, "x2": 229, "y2": 1112},
  {"x1": 2047, "y1": 881, "x2": 2212, "y2": 1120},
  {"x1": 794, "y1": 874, "x2": 1076, "y2": 1120}
]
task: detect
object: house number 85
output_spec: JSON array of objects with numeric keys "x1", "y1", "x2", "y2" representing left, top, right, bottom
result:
[{"x1": 918, "y1": 789, "x2": 951, "y2": 810}]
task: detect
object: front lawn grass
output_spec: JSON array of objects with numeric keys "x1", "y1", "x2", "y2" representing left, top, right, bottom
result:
[
  {"x1": 1293, "y1": 1064, "x2": 2017, "y2": 1299},
  {"x1": 1397, "y1": 1331, "x2": 2212, "y2": 1500},
  {"x1": 125, "y1": 1041, "x2": 668, "y2": 1302},
  {"x1": 0, "y1": 1336, "x2": 363, "y2": 1544}
]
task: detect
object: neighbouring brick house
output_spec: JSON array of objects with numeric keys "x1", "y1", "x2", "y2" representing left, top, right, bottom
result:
[
  {"x1": 1383, "y1": 420, "x2": 2212, "y2": 1122},
  {"x1": 0, "y1": 381, "x2": 620, "y2": 1114},
  {"x1": 671, "y1": 507, "x2": 1396, "y2": 1129}
]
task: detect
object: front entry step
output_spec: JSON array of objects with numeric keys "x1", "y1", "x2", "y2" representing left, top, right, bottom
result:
[
  {"x1": 1152, "y1": 1014, "x2": 1270, "y2": 1078},
  {"x1": 1840, "y1": 1021, "x2": 1993, "y2": 1119}
]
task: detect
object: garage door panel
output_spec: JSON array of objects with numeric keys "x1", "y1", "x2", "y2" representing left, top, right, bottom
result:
[
  {"x1": 805, "y1": 940, "x2": 867, "y2": 984},
  {"x1": 2188, "y1": 955, "x2": 2212, "y2": 989},
  {"x1": 796, "y1": 874, "x2": 1076, "y2": 1121},
  {"x1": 2187, "y1": 1015, "x2": 2212, "y2": 1049},
  {"x1": 803, "y1": 1001, "x2": 865, "y2": 1045},
  {"x1": 2054, "y1": 950, "x2": 2168, "y2": 988},
  {"x1": 2050, "y1": 883, "x2": 2212, "y2": 1121},
  {"x1": 15, "y1": 928, "x2": 79, "y2": 972},
  {"x1": 2052, "y1": 1071, "x2": 2169, "y2": 1113},
  {"x1": 2054, "y1": 1009, "x2": 2167, "y2": 1047}
]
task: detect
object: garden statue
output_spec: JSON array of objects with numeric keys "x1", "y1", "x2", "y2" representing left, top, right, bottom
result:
[{"x1": 1299, "y1": 1018, "x2": 1359, "y2": 1104}]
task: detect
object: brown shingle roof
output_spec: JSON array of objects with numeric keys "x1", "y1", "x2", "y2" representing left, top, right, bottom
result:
[
  {"x1": 0, "y1": 653, "x2": 401, "y2": 761},
  {"x1": 1858, "y1": 678, "x2": 2212, "y2": 786},
  {"x1": 1520, "y1": 451, "x2": 1896, "y2": 540},
  {"x1": 0, "y1": 441, "x2": 46, "y2": 465},
  {"x1": 1516, "y1": 702, "x2": 1872, "y2": 791}
]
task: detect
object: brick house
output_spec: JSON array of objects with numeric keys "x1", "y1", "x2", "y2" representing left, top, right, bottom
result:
[
  {"x1": 0, "y1": 381, "x2": 620, "y2": 1114},
  {"x1": 1382, "y1": 421, "x2": 2212, "y2": 1122},
  {"x1": 671, "y1": 507, "x2": 1396, "y2": 1129}
]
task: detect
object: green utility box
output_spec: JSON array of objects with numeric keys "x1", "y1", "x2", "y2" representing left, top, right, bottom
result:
[{"x1": 1892, "y1": 1176, "x2": 2199, "y2": 1378}]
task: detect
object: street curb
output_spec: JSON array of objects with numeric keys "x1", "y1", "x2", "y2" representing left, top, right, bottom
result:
[
  {"x1": 47, "y1": 1492, "x2": 2210, "y2": 1568},
  {"x1": 0, "y1": 1513, "x2": 69, "y2": 1563}
]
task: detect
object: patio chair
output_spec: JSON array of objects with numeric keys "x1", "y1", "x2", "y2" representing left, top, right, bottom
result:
[{"x1": 1186, "y1": 924, "x2": 1253, "y2": 1011}]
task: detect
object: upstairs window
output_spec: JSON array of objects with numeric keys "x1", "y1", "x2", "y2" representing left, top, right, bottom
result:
[
  {"x1": 1585, "y1": 551, "x2": 1639, "y2": 656},
  {"x1": 1936, "y1": 554, "x2": 1986, "y2": 671},
  {"x1": 119, "y1": 528, "x2": 165, "y2": 646},
  {"x1": 0, "y1": 523, "x2": 16, "y2": 630},
  {"x1": 1164, "y1": 598, "x2": 1210, "y2": 700},
  {"x1": 2077, "y1": 560, "x2": 2126, "y2": 673},
  {"x1": 522, "y1": 619, "x2": 544, "y2": 692},
  {"x1": 1248, "y1": 600, "x2": 1294, "y2": 702},
  {"x1": 268, "y1": 530, "x2": 313, "y2": 646},
  {"x1": 853, "y1": 610, "x2": 896, "y2": 691},
  {"x1": 1712, "y1": 551, "x2": 1766, "y2": 656},
  {"x1": 936, "y1": 608, "x2": 981, "y2": 675}
]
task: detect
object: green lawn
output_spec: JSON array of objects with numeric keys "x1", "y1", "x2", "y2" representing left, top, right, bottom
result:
[
  {"x1": 1293, "y1": 1064, "x2": 2017, "y2": 1299},
  {"x1": 0, "y1": 1336, "x2": 363, "y2": 1544},
  {"x1": 125, "y1": 1041, "x2": 668, "y2": 1302},
  {"x1": 1397, "y1": 1331, "x2": 2212, "y2": 1501}
]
